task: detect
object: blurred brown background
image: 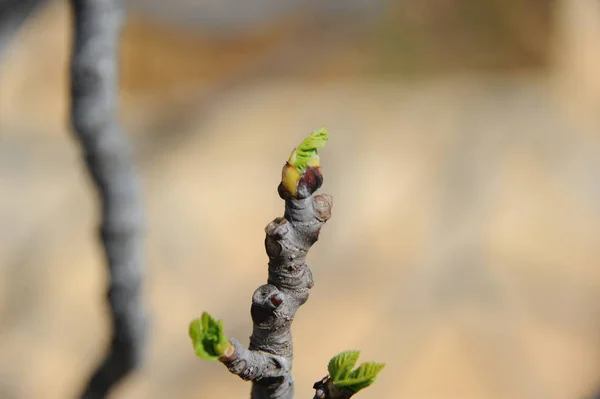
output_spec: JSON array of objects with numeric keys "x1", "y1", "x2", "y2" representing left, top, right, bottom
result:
[{"x1": 2, "y1": 0, "x2": 600, "y2": 398}]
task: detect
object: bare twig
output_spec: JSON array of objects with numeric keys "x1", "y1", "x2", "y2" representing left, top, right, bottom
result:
[
  {"x1": 69, "y1": 0, "x2": 147, "y2": 397},
  {"x1": 219, "y1": 158, "x2": 333, "y2": 398}
]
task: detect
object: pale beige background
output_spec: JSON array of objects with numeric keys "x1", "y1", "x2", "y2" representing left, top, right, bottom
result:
[{"x1": 2, "y1": 1, "x2": 600, "y2": 398}]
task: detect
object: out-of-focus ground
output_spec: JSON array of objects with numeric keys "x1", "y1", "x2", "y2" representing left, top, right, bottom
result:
[{"x1": 2, "y1": 1, "x2": 600, "y2": 398}]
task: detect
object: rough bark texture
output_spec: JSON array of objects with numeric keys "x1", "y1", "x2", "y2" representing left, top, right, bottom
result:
[
  {"x1": 69, "y1": 0, "x2": 147, "y2": 397},
  {"x1": 221, "y1": 189, "x2": 333, "y2": 399}
]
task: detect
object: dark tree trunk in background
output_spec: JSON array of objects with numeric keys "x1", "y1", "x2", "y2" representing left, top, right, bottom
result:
[{"x1": 69, "y1": 0, "x2": 148, "y2": 397}]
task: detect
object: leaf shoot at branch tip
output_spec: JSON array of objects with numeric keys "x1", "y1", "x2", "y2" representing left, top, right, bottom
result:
[
  {"x1": 281, "y1": 127, "x2": 329, "y2": 197},
  {"x1": 327, "y1": 351, "x2": 385, "y2": 394},
  {"x1": 288, "y1": 127, "x2": 329, "y2": 174},
  {"x1": 189, "y1": 312, "x2": 230, "y2": 361}
]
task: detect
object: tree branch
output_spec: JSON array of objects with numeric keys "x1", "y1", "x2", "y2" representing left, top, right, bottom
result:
[
  {"x1": 218, "y1": 154, "x2": 333, "y2": 398},
  {"x1": 188, "y1": 131, "x2": 384, "y2": 397},
  {"x1": 69, "y1": 0, "x2": 147, "y2": 397}
]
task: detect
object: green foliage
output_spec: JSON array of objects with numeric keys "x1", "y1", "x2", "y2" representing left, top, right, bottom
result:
[
  {"x1": 288, "y1": 127, "x2": 329, "y2": 173},
  {"x1": 189, "y1": 312, "x2": 230, "y2": 361},
  {"x1": 328, "y1": 350, "x2": 361, "y2": 382},
  {"x1": 327, "y1": 351, "x2": 385, "y2": 394}
]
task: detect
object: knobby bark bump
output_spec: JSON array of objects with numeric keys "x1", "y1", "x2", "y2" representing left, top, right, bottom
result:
[
  {"x1": 69, "y1": 0, "x2": 148, "y2": 397},
  {"x1": 189, "y1": 129, "x2": 384, "y2": 398}
]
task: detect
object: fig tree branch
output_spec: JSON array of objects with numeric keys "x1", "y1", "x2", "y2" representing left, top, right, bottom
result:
[{"x1": 189, "y1": 130, "x2": 384, "y2": 398}]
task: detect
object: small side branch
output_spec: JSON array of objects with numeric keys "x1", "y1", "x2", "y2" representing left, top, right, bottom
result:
[
  {"x1": 222, "y1": 339, "x2": 291, "y2": 381},
  {"x1": 69, "y1": 0, "x2": 147, "y2": 397}
]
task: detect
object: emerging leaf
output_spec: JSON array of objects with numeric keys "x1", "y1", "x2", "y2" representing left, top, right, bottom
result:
[
  {"x1": 334, "y1": 361, "x2": 385, "y2": 393},
  {"x1": 328, "y1": 350, "x2": 360, "y2": 382},
  {"x1": 189, "y1": 312, "x2": 230, "y2": 361},
  {"x1": 288, "y1": 127, "x2": 329, "y2": 174},
  {"x1": 281, "y1": 127, "x2": 329, "y2": 198},
  {"x1": 327, "y1": 351, "x2": 385, "y2": 394}
]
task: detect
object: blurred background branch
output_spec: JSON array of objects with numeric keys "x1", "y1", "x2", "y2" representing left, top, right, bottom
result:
[{"x1": 69, "y1": 0, "x2": 147, "y2": 397}]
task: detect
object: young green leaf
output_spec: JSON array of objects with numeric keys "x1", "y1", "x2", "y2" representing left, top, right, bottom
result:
[
  {"x1": 333, "y1": 361, "x2": 385, "y2": 393},
  {"x1": 326, "y1": 351, "x2": 385, "y2": 394},
  {"x1": 287, "y1": 127, "x2": 329, "y2": 174},
  {"x1": 189, "y1": 312, "x2": 230, "y2": 361},
  {"x1": 327, "y1": 350, "x2": 360, "y2": 382}
]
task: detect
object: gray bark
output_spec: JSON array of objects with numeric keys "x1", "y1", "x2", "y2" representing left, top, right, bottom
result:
[
  {"x1": 221, "y1": 189, "x2": 333, "y2": 398},
  {"x1": 69, "y1": 0, "x2": 147, "y2": 397}
]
